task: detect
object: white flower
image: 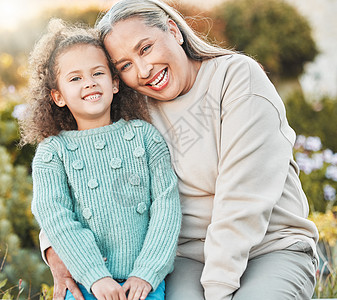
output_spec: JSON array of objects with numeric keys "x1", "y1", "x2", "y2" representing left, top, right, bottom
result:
[
  {"x1": 294, "y1": 135, "x2": 306, "y2": 149},
  {"x1": 332, "y1": 154, "x2": 337, "y2": 165},
  {"x1": 304, "y1": 136, "x2": 322, "y2": 152},
  {"x1": 323, "y1": 184, "x2": 336, "y2": 201},
  {"x1": 296, "y1": 152, "x2": 314, "y2": 174},
  {"x1": 12, "y1": 104, "x2": 27, "y2": 120},
  {"x1": 323, "y1": 149, "x2": 334, "y2": 163},
  {"x1": 326, "y1": 165, "x2": 337, "y2": 182},
  {"x1": 312, "y1": 153, "x2": 324, "y2": 170}
]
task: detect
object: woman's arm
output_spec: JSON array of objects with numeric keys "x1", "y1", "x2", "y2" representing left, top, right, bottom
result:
[
  {"x1": 201, "y1": 56, "x2": 295, "y2": 299},
  {"x1": 39, "y1": 231, "x2": 85, "y2": 300}
]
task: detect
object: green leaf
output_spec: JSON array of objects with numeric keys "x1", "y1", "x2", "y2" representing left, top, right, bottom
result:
[{"x1": 0, "y1": 278, "x2": 7, "y2": 289}]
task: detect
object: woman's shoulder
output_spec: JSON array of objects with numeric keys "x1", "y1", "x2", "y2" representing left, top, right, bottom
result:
[{"x1": 207, "y1": 53, "x2": 263, "y2": 76}]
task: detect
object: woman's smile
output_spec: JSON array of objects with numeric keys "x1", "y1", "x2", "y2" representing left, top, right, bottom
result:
[
  {"x1": 146, "y1": 68, "x2": 169, "y2": 90},
  {"x1": 104, "y1": 18, "x2": 200, "y2": 101}
]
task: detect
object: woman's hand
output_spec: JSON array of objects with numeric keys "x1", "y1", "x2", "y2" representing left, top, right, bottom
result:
[
  {"x1": 122, "y1": 277, "x2": 152, "y2": 300},
  {"x1": 45, "y1": 247, "x2": 84, "y2": 300},
  {"x1": 92, "y1": 277, "x2": 127, "y2": 300}
]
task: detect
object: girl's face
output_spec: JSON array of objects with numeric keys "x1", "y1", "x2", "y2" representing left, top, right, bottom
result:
[
  {"x1": 51, "y1": 44, "x2": 119, "y2": 130},
  {"x1": 104, "y1": 18, "x2": 201, "y2": 101}
]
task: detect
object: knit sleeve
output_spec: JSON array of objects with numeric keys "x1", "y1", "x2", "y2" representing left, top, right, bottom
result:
[
  {"x1": 128, "y1": 124, "x2": 182, "y2": 290},
  {"x1": 31, "y1": 141, "x2": 111, "y2": 292}
]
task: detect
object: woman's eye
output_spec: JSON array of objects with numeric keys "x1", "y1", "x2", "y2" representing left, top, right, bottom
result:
[
  {"x1": 142, "y1": 45, "x2": 151, "y2": 54},
  {"x1": 121, "y1": 62, "x2": 131, "y2": 71}
]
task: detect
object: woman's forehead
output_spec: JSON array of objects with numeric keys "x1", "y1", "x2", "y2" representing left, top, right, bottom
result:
[{"x1": 105, "y1": 19, "x2": 163, "y2": 49}]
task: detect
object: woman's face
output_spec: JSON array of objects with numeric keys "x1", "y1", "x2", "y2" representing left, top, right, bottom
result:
[{"x1": 104, "y1": 17, "x2": 200, "y2": 101}]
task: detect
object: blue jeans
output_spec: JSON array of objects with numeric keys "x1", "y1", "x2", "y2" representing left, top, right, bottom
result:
[{"x1": 65, "y1": 280, "x2": 165, "y2": 300}]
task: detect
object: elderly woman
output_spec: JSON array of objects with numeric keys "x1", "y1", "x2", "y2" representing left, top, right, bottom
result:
[{"x1": 42, "y1": 1, "x2": 319, "y2": 299}]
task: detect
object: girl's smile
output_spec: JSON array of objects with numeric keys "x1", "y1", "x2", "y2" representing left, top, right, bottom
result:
[
  {"x1": 51, "y1": 44, "x2": 119, "y2": 130},
  {"x1": 82, "y1": 92, "x2": 103, "y2": 102}
]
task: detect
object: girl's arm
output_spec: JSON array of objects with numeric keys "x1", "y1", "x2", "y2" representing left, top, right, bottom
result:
[
  {"x1": 32, "y1": 142, "x2": 112, "y2": 294},
  {"x1": 127, "y1": 123, "x2": 182, "y2": 291}
]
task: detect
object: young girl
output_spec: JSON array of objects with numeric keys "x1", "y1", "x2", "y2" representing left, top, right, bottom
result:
[{"x1": 20, "y1": 18, "x2": 181, "y2": 300}]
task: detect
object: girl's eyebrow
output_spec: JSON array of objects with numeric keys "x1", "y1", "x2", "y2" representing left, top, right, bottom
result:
[
  {"x1": 115, "y1": 37, "x2": 149, "y2": 66},
  {"x1": 64, "y1": 65, "x2": 108, "y2": 77}
]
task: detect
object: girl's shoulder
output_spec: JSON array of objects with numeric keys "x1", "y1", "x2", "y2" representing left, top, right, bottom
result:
[{"x1": 126, "y1": 119, "x2": 161, "y2": 136}]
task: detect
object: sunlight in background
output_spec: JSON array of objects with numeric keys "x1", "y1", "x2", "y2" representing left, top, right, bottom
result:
[
  {"x1": 0, "y1": 0, "x2": 43, "y2": 30},
  {"x1": 0, "y1": 0, "x2": 118, "y2": 31}
]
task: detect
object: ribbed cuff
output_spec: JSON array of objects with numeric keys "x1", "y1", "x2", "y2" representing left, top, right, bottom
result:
[
  {"x1": 128, "y1": 267, "x2": 161, "y2": 291},
  {"x1": 202, "y1": 283, "x2": 235, "y2": 300},
  {"x1": 79, "y1": 265, "x2": 112, "y2": 294}
]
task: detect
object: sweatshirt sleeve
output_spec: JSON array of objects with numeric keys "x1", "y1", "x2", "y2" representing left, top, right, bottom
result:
[
  {"x1": 128, "y1": 123, "x2": 182, "y2": 290},
  {"x1": 31, "y1": 142, "x2": 111, "y2": 292},
  {"x1": 201, "y1": 57, "x2": 295, "y2": 299}
]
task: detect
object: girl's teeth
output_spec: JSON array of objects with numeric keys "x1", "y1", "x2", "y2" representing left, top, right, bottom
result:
[{"x1": 84, "y1": 94, "x2": 100, "y2": 101}]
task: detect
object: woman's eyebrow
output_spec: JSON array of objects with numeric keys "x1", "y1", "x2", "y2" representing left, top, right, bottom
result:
[
  {"x1": 115, "y1": 38, "x2": 150, "y2": 66},
  {"x1": 133, "y1": 38, "x2": 149, "y2": 51}
]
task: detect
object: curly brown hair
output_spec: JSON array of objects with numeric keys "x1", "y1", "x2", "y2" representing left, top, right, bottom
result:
[{"x1": 20, "y1": 18, "x2": 150, "y2": 146}]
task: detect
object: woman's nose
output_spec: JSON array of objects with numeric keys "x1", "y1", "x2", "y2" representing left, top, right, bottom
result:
[{"x1": 137, "y1": 61, "x2": 153, "y2": 79}]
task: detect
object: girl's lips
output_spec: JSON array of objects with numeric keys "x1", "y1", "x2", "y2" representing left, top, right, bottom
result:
[
  {"x1": 146, "y1": 68, "x2": 169, "y2": 91},
  {"x1": 83, "y1": 93, "x2": 102, "y2": 102}
]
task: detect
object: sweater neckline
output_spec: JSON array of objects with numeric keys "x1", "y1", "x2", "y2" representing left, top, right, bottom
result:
[{"x1": 59, "y1": 118, "x2": 127, "y2": 138}]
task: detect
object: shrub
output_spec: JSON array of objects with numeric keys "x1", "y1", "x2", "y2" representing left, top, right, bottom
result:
[{"x1": 214, "y1": 0, "x2": 318, "y2": 80}]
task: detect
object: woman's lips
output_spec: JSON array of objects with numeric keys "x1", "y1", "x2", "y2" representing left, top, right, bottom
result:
[{"x1": 146, "y1": 68, "x2": 169, "y2": 91}]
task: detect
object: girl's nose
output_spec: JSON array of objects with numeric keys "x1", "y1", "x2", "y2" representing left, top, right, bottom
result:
[{"x1": 84, "y1": 79, "x2": 97, "y2": 89}]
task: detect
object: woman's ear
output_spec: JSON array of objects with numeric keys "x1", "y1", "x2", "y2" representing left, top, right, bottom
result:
[
  {"x1": 167, "y1": 19, "x2": 183, "y2": 44},
  {"x1": 112, "y1": 78, "x2": 119, "y2": 94},
  {"x1": 51, "y1": 89, "x2": 66, "y2": 107}
]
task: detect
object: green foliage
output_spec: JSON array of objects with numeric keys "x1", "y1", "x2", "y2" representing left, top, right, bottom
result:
[
  {"x1": 313, "y1": 239, "x2": 337, "y2": 298},
  {"x1": 293, "y1": 136, "x2": 337, "y2": 213},
  {"x1": 286, "y1": 92, "x2": 337, "y2": 152},
  {"x1": 214, "y1": 0, "x2": 318, "y2": 79},
  {"x1": 0, "y1": 102, "x2": 52, "y2": 298},
  {"x1": 0, "y1": 99, "x2": 35, "y2": 168}
]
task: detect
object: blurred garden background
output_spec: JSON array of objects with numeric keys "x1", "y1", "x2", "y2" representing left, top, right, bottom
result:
[{"x1": 0, "y1": 0, "x2": 336, "y2": 298}]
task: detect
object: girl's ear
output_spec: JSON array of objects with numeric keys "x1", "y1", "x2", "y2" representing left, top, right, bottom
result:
[
  {"x1": 167, "y1": 19, "x2": 183, "y2": 44},
  {"x1": 112, "y1": 78, "x2": 119, "y2": 94},
  {"x1": 51, "y1": 89, "x2": 66, "y2": 107}
]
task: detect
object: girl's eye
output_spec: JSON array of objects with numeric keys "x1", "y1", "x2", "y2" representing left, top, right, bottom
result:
[
  {"x1": 121, "y1": 62, "x2": 131, "y2": 71},
  {"x1": 94, "y1": 71, "x2": 104, "y2": 76},
  {"x1": 70, "y1": 76, "x2": 81, "y2": 82}
]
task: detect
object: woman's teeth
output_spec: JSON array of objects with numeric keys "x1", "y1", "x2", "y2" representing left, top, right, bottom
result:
[{"x1": 149, "y1": 69, "x2": 168, "y2": 87}]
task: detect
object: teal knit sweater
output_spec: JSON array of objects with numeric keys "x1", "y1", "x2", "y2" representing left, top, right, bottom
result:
[{"x1": 31, "y1": 119, "x2": 181, "y2": 293}]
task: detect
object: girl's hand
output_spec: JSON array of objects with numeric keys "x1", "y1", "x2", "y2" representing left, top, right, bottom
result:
[
  {"x1": 122, "y1": 277, "x2": 152, "y2": 300},
  {"x1": 92, "y1": 277, "x2": 127, "y2": 300}
]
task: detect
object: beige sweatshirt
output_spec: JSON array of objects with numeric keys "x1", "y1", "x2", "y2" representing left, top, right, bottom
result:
[{"x1": 149, "y1": 54, "x2": 319, "y2": 300}]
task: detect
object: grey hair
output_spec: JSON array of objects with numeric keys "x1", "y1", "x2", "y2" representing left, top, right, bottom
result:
[{"x1": 96, "y1": 0, "x2": 234, "y2": 61}]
